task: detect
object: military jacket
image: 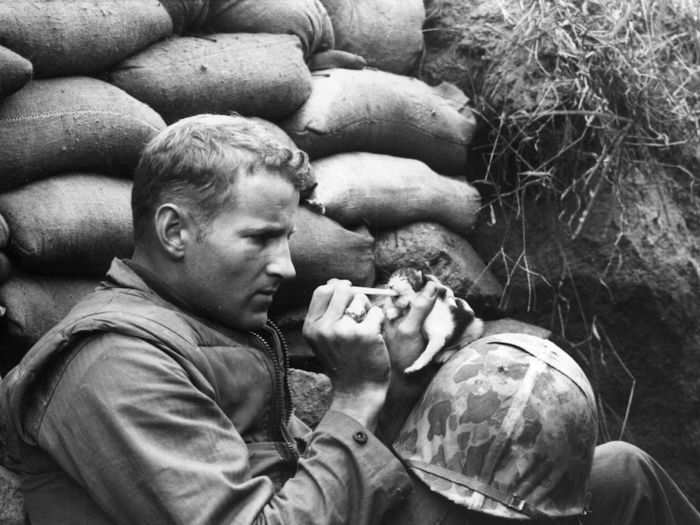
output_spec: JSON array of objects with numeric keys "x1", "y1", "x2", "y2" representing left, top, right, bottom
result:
[{"x1": 0, "y1": 258, "x2": 411, "y2": 524}]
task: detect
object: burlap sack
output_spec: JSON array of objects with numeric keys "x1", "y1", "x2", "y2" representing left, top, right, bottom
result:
[
  {"x1": 319, "y1": 0, "x2": 424, "y2": 74},
  {"x1": 0, "y1": 214, "x2": 8, "y2": 250},
  {"x1": 0, "y1": 1, "x2": 172, "y2": 77},
  {"x1": 0, "y1": 253, "x2": 11, "y2": 285},
  {"x1": 0, "y1": 45, "x2": 32, "y2": 98},
  {"x1": 247, "y1": 118, "x2": 316, "y2": 199},
  {"x1": 282, "y1": 69, "x2": 477, "y2": 176},
  {"x1": 307, "y1": 49, "x2": 366, "y2": 71},
  {"x1": 273, "y1": 206, "x2": 375, "y2": 310},
  {"x1": 374, "y1": 222, "x2": 502, "y2": 309},
  {"x1": 110, "y1": 33, "x2": 312, "y2": 123},
  {"x1": 0, "y1": 77, "x2": 165, "y2": 192},
  {"x1": 160, "y1": 0, "x2": 209, "y2": 33},
  {"x1": 0, "y1": 174, "x2": 132, "y2": 275},
  {"x1": 311, "y1": 153, "x2": 481, "y2": 235},
  {"x1": 0, "y1": 274, "x2": 98, "y2": 345},
  {"x1": 206, "y1": 0, "x2": 334, "y2": 57}
]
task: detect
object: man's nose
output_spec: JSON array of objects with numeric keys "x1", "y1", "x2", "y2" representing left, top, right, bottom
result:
[{"x1": 268, "y1": 240, "x2": 296, "y2": 280}]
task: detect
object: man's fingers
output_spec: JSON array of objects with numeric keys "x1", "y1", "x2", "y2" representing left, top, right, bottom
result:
[
  {"x1": 345, "y1": 294, "x2": 371, "y2": 321},
  {"x1": 306, "y1": 279, "x2": 353, "y2": 322},
  {"x1": 360, "y1": 305, "x2": 385, "y2": 333},
  {"x1": 306, "y1": 282, "x2": 334, "y2": 321},
  {"x1": 323, "y1": 279, "x2": 354, "y2": 320},
  {"x1": 402, "y1": 281, "x2": 438, "y2": 328}
]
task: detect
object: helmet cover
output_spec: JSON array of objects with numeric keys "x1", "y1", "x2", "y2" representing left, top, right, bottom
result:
[{"x1": 393, "y1": 333, "x2": 598, "y2": 519}]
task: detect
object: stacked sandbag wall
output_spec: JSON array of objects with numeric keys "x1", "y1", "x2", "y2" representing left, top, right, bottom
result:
[{"x1": 0, "y1": 0, "x2": 503, "y2": 364}]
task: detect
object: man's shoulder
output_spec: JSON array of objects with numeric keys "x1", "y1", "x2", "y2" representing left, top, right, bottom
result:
[
  {"x1": 48, "y1": 330, "x2": 194, "y2": 397},
  {"x1": 57, "y1": 283, "x2": 201, "y2": 349}
]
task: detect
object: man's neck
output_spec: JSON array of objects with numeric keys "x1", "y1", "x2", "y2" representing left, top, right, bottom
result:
[{"x1": 123, "y1": 258, "x2": 194, "y2": 314}]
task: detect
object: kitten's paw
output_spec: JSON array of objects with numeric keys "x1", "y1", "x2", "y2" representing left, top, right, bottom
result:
[{"x1": 435, "y1": 349, "x2": 457, "y2": 363}]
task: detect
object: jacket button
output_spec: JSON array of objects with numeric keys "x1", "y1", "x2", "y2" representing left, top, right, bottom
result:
[{"x1": 353, "y1": 431, "x2": 368, "y2": 444}]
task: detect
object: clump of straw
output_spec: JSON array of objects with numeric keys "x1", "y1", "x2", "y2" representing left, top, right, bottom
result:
[{"x1": 426, "y1": 0, "x2": 700, "y2": 231}]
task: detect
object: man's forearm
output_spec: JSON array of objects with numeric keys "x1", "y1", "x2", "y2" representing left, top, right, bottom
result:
[
  {"x1": 376, "y1": 365, "x2": 437, "y2": 444},
  {"x1": 328, "y1": 388, "x2": 387, "y2": 432}
]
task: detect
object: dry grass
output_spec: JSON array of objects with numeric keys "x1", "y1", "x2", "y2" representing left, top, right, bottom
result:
[{"x1": 436, "y1": 0, "x2": 700, "y2": 231}]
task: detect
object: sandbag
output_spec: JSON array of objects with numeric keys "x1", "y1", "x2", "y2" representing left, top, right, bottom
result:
[
  {"x1": 0, "y1": 77, "x2": 165, "y2": 192},
  {"x1": 319, "y1": 0, "x2": 424, "y2": 74},
  {"x1": 374, "y1": 222, "x2": 502, "y2": 309},
  {"x1": 307, "y1": 49, "x2": 366, "y2": 71},
  {"x1": 0, "y1": 253, "x2": 11, "y2": 285},
  {"x1": 0, "y1": 274, "x2": 98, "y2": 345},
  {"x1": 250, "y1": 117, "x2": 302, "y2": 152},
  {"x1": 160, "y1": 0, "x2": 209, "y2": 33},
  {"x1": 0, "y1": 1, "x2": 173, "y2": 78},
  {"x1": 310, "y1": 153, "x2": 481, "y2": 234},
  {"x1": 206, "y1": 0, "x2": 334, "y2": 56},
  {"x1": 282, "y1": 69, "x2": 477, "y2": 176},
  {"x1": 0, "y1": 174, "x2": 133, "y2": 275},
  {"x1": 110, "y1": 33, "x2": 312, "y2": 123},
  {"x1": 0, "y1": 213, "x2": 8, "y2": 250},
  {"x1": 0, "y1": 45, "x2": 32, "y2": 98},
  {"x1": 273, "y1": 207, "x2": 375, "y2": 310}
]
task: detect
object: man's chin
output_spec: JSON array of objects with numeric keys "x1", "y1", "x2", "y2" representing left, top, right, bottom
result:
[{"x1": 232, "y1": 312, "x2": 269, "y2": 332}]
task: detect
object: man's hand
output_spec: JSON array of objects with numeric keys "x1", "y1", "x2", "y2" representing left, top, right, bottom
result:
[
  {"x1": 303, "y1": 279, "x2": 390, "y2": 431},
  {"x1": 377, "y1": 280, "x2": 439, "y2": 443},
  {"x1": 382, "y1": 280, "x2": 439, "y2": 372}
]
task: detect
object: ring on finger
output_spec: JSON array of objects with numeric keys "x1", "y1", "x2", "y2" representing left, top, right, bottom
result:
[{"x1": 344, "y1": 310, "x2": 362, "y2": 323}]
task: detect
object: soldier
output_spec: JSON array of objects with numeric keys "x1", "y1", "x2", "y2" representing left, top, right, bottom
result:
[{"x1": 0, "y1": 114, "x2": 697, "y2": 524}]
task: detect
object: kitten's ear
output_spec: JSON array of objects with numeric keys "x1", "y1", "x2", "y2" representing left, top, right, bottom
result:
[
  {"x1": 424, "y1": 274, "x2": 448, "y2": 299},
  {"x1": 419, "y1": 269, "x2": 429, "y2": 288}
]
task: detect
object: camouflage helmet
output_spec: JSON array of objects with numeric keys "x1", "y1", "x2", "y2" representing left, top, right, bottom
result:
[{"x1": 393, "y1": 333, "x2": 597, "y2": 520}]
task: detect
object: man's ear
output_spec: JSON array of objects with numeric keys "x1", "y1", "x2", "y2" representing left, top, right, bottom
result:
[{"x1": 154, "y1": 203, "x2": 194, "y2": 259}]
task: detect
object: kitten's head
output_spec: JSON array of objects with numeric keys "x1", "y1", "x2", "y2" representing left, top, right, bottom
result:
[
  {"x1": 387, "y1": 267, "x2": 452, "y2": 300},
  {"x1": 386, "y1": 267, "x2": 427, "y2": 295}
]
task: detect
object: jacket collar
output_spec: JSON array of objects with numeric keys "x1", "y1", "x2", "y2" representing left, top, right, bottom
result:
[{"x1": 102, "y1": 258, "x2": 277, "y2": 343}]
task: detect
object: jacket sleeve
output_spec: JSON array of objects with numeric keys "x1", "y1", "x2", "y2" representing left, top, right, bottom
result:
[{"x1": 37, "y1": 333, "x2": 412, "y2": 525}]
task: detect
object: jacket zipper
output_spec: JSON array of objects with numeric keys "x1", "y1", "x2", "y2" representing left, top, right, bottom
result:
[{"x1": 250, "y1": 323, "x2": 298, "y2": 461}]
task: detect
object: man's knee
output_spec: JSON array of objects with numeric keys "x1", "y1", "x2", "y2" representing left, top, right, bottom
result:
[
  {"x1": 594, "y1": 441, "x2": 650, "y2": 476},
  {"x1": 590, "y1": 441, "x2": 650, "y2": 500}
]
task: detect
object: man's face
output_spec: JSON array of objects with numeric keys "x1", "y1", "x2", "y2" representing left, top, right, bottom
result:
[{"x1": 183, "y1": 168, "x2": 299, "y2": 330}]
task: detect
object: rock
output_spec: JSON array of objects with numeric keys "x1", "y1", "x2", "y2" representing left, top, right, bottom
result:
[
  {"x1": 288, "y1": 368, "x2": 332, "y2": 428},
  {"x1": 0, "y1": 466, "x2": 24, "y2": 525},
  {"x1": 374, "y1": 222, "x2": 503, "y2": 312}
]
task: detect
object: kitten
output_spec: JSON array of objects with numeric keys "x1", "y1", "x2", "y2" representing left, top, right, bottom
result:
[{"x1": 346, "y1": 268, "x2": 484, "y2": 373}]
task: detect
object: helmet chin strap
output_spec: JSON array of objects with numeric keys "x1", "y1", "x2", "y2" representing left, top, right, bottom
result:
[
  {"x1": 405, "y1": 458, "x2": 593, "y2": 520},
  {"x1": 404, "y1": 459, "x2": 549, "y2": 519}
]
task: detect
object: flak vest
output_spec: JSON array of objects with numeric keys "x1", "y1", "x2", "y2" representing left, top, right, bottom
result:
[{"x1": 0, "y1": 279, "x2": 304, "y2": 487}]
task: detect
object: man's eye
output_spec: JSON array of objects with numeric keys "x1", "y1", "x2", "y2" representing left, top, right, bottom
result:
[{"x1": 251, "y1": 234, "x2": 271, "y2": 244}]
